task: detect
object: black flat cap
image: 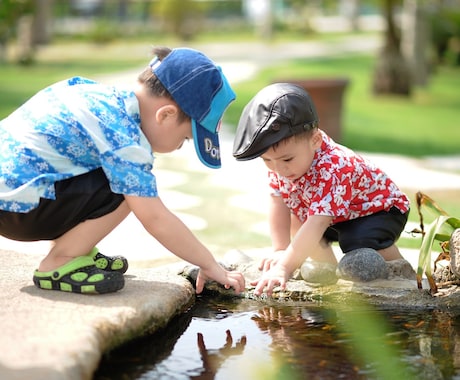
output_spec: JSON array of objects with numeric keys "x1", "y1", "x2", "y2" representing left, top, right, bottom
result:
[{"x1": 233, "y1": 83, "x2": 319, "y2": 161}]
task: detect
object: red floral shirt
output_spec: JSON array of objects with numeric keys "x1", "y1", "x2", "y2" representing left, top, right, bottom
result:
[{"x1": 269, "y1": 131, "x2": 410, "y2": 224}]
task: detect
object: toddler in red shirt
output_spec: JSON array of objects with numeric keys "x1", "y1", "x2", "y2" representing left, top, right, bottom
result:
[{"x1": 233, "y1": 83, "x2": 410, "y2": 296}]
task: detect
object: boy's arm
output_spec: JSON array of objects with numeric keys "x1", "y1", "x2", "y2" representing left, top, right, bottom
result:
[
  {"x1": 252, "y1": 214, "x2": 333, "y2": 296},
  {"x1": 125, "y1": 195, "x2": 245, "y2": 293}
]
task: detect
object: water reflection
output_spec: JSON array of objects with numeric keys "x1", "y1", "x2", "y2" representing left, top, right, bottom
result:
[
  {"x1": 251, "y1": 306, "x2": 361, "y2": 379},
  {"x1": 95, "y1": 295, "x2": 460, "y2": 380},
  {"x1": 191, "y1": 330, "x2": 247, "y2": 380}
]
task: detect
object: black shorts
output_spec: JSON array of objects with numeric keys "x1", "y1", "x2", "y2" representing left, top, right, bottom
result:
[
  {"x1": 323, "y1": 206, "x2": 409, "y2": 253},
  {"x1": 0, "y1": 168, "x2": 124, "y2": 241}
]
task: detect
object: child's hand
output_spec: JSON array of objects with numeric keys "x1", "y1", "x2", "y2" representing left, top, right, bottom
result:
[
  {"x1": 258, "y1": 250, "x2": 285, "y2": 272},
  {"x1": 195, "y1": 264, "x2": 245, "y2": 294},
  {"x1": 250, "y1": 264, "x2": 290, "y2": 297}
]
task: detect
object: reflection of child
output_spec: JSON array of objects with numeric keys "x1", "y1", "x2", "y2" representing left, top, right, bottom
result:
[
  {"x1": 195, "y1": 330, "x2": 246, "y2": 377},
  {"x1": 233, "y1": 83, "x2": 410, "y2": 296},
  {"x1": 0, "y1": 46, "x2": 245, "y2": 295}
]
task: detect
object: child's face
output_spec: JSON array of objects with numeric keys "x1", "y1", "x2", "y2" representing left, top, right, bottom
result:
[
  {"x1": 145, "y1": 109, "x2": 193, "y2": 154},
  {"x1": 260, "y1": 132, "x2": 321, "y2": 181},
  {"x1": 162, "y1": 118, "x2": 193, "y2": 153}
]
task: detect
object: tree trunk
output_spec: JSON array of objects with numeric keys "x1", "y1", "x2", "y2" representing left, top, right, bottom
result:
[
  {"x1": 31, "y1": 0, "x2": 53, "y2": 45},
  {"x1": 17, "y1": 15, "x2": 34, "y2": 64},
  {"x1": 340, "y1": 0, "x2": 360, "y2": 31},
  {"x1": 401, "y1": 0, "x2": 430, "y2": 86},
  {"x1": 372, "y1": 0, "x2": 412, "y2": 96}
]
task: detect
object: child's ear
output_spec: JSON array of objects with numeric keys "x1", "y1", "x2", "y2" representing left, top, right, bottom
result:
[
  {"x1": 311, "y1": 129, "x2": 322, "y2": 148},
  {"x1": 156, "y1": 104, "x2": 178, "y2": 123}
]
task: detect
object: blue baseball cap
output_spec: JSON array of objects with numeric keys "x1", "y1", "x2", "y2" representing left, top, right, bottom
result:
[{"x1": 150, "y1": 48, "x2": 236, "y2": 169}]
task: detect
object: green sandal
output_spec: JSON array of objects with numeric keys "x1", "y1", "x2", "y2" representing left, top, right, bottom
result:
[
  {"x1": 33, "y1": 256, "x2": 124, "y2": 294},
  {"x1": 87, "y1": 248, "x2": 129, "y2": 274}
]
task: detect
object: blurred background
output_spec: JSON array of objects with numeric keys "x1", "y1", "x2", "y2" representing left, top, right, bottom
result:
[
  {"x1": 1, "y1": 0, "x2": 460, "y2": 145},
  {"x1": 1, "y1": 0, "x2": 460, "y2": 258}
]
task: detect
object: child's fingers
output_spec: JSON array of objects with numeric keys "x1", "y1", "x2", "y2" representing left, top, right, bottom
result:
[
  {"x1": 195, "y1": 271, "x2": 205, "y2": 294},
  {"x1": 227, "y1": 273, "x2": 245, "y2": 293},
  {"x1": 252, "y1": 276, "x2": 284, "y2": 296}
]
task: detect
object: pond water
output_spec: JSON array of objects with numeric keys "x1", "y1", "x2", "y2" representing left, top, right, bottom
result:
[{"x1": 94, "y1": 294, "x2": 460, "y2": 380}]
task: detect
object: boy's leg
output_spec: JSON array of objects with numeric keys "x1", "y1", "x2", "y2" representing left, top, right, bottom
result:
[
  {"x1": 0, "y1": 169, "x2": 131, "y2": 293},
  {"x1": 39, "y1": 200, "x2": 130, "y2": 272},
  {"x1": 0, "y1": 168, "x2": 131, "y2": 272},
  {"x1": 32, "y1": 201, "x2": 130, "y2": 294}
]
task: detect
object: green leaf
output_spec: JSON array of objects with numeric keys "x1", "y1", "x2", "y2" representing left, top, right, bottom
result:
[{"x1": 417, "y1": 216, "x2": 450, "y2": 279}]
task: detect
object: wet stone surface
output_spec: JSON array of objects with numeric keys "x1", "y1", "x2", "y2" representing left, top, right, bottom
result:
[{"x1": 179, "y1": 250, "x2": 460, "y2": 309}]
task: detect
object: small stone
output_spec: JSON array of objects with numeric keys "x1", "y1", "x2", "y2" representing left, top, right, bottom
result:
[
  {"x1": 337, "y1": 248, "x2": 389, "y2": 282},
  {"x1": 300, "y1": 261, "x2": 338, "y2": 285}
]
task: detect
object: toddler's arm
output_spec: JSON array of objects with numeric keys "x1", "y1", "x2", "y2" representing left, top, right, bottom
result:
[
  {"x1": 258, "y1": 195, "x2": 291, "y2": 272},
  {"x1": 252, "y1": 215, "x2": 333, "y2": 296},
  {"x1": 268, "y1": 194, "x2": 291, "y2": 251}
]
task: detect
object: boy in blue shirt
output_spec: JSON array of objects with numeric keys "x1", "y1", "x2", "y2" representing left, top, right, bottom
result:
[{"x1": 0, "y1": 46, "x2": 245, "y2": 295}]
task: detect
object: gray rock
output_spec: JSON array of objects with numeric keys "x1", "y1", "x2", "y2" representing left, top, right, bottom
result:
[{"x1": 336, "y1": 248, "x2": 389, "y2": 282}]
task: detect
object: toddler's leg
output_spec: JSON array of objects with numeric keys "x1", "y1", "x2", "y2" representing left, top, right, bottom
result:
[
  {"x1": 308, "y1": 238, "x2": 338, "y2": 264},
  {"x1": 290, "y1": 214, "x2": 337, "y2": 264},
  {"x1": 378, "y1": 244, "x2": 404, "y2": 261}
]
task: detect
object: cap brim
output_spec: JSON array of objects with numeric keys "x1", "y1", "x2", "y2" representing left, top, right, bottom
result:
[{"x1": 192, "y1": 119, "x2": 221, "y2": 169}]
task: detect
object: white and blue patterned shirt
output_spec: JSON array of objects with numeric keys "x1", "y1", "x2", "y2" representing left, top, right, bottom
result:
[{"x1": 0, "y1": 76, "x2": 157, "y2": 213}]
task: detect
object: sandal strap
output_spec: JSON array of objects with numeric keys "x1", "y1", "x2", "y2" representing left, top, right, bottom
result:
[
  {"x1": 34, "y1": 256, "x2": 95, "y2": 280},
  {"x1": 33, "y1": 256, "x2": 124, "y2": 294}
]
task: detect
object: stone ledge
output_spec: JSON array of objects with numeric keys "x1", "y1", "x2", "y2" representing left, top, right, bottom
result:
[{"x1": 0, "y1": 250, "x2": 195, "y2": 380}]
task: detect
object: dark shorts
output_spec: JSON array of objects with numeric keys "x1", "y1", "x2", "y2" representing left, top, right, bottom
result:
[
  {"x1": 323, "y1": 206, "x2": 409, "y2": 253},
  {"x1": 0, "y1": 168, "x2": 124, "y2": 241}
]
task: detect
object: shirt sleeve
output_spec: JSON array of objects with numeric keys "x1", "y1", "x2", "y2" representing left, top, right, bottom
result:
[
  {"x1": 101, "y1": 146, "x2": 157, "y2": 197},
  {"x1": 268, "y1": 171, "x2": 282, "y2": 196}
]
